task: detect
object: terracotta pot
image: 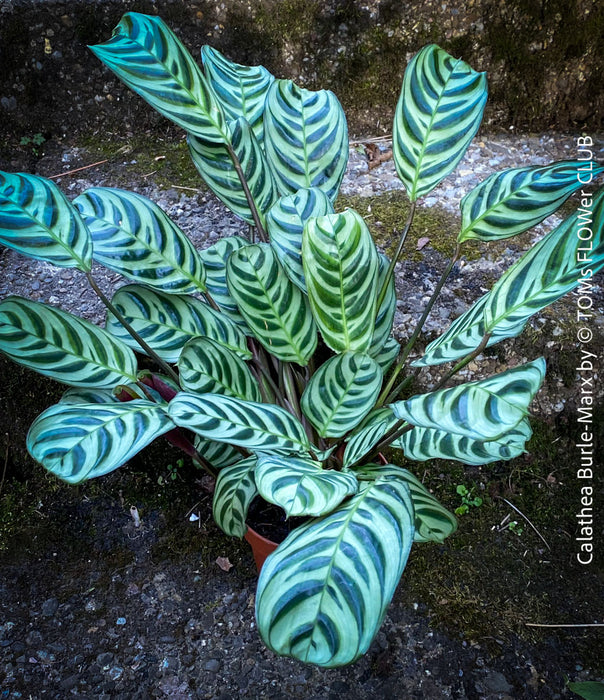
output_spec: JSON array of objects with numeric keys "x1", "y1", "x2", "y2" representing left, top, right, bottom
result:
[{"x1": 244, "y1": 525, "x2": 278, "y2": 573}]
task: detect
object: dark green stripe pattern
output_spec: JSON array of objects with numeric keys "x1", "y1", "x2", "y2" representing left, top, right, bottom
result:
[
  {"x1": 459, "y1": 160, "x2": 604, "y2": 243},
  {"x1": 393, "y1": 44, "x2": 487, "y2": 201},
  {"x1": 342, "y1": 407, "x2": 398, "y2": 468},
  {"x1": 194, "y1": 435, "x2": 241, "y2": 469},
  {"x1": 255, "y1": 476, "x2": 414, "y2": 667},
  {"x1": 264, "y1": 80, "x2": 349, "y2": 203},
  {"x1": 302, "y1": 210, "x2": 379, "y2": 353},
  {"x1": 27, "y1": 400, "x2": 174, "y2": 483},
  {"x1": 213, "y1": 456, "x2": 258, "y2": 537},
  {"x1": 227, "y1": 243, "x2": 317, "y2": 364},
  {"x1": 169, "y1": 393, "x2": 311, "y2": 455},
  {"x1": 255, "y1": 455, "x2": 358, "y2": 517},
  {"x1": 369, "y1": 254, "x2": 397, "y2": 356},
  {"x1": 90, "y1": 13, "x2": 227, "y2": 141},
  {"x1": 106, "y1": 284, "x2": 250, "y2": 363},
  {"x1": 391, "y1": 358, "x2": 546, "y2": 442},
  {"x1": 0, "y1": 296, "x2": 137, "y2": 388},
  {"x1": 0, "y1": 171, "x2": 92, "y2": 271},
  {"x1": 201, "y1": 45, "x2": 275, "y2": 142},
  {"x1": 301, "y1": 352, "x2": 383, "y2": 438},
  {"x1": 74, "y1": 187, "x2": 206, "y2": 293}
]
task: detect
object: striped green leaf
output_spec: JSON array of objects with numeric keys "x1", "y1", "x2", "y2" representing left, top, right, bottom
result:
[
  {"x1": 73, "y1": 187, "x2": 206, "y2": 293},
  {"x1": 188, "y1": 117, "x2": 278, "y2": 226},
  {"x1": 199, "y1": 235, "x2": 249, "y2": 329},
  {"x1": 391, "y1": 358, "x2": 545, "y2": 441},
  {"x1": 351, "y1": 464, "x2": 457, "y2": 543},
  {"x1": 106, "y1": 285, "x2": 250, "y2": 363},
  {"x1": 267, "y1": 187, "x2": 335, "y2": 293},
  {"x1": 213, "y1": 456, "x2": 258, "y2": 537},
  {"x1": 371, "y1": 336, "x2": 400, "y2": 373},
  {"x1": 60, "y1": 387, "x2": 122, "y2": 404},
  {"x1": 0, "y1": 296, "x2": 137, "y2": 388},
  {"x1": 168, "y1": 392, "x2": 311, "y2": 455},
  {"x1": 264, "y1": 80, "x2": 348, "y2": 202},
  {"x1": 458, "y1": 161, "x2": 604, "y2": 243},
  {"x1": 178, "y1": 336, "x2": 260, "y2": 401},
  {"x1": 255, "y1": 455, "x2": 358, "y2": 517},
  {"x1": 201, "y1": 45, "x2": 275, "y2": 142},
  {"x1": 90, "y1": 13, "x2": 227, "y2": 142},
  {"x1": 27, "y1": 400, "x2": 174, "y2": 483},
  {"x1": 301, "y1": 353, "x2": 383, "y2": 438},
  {"x1": 393, "y1": 44, "x2": 487, "y2": 201},
  {"x1": 226, "y1": 243, "x2": 317, "y2": 364},
  {"x1": 392, "y1": 417, "x2": 532, "y2": 466},
  {"x1": 255, "y1": 476, "x2": 414, "y2": 667},
  {"x1": 0, "y1": 172, "x2": 92, "y2": 271},
  {"x1": 484, "y1": 190, "x2": 604, "y2": 336},
  {"x1": 342, "y1": 407, "x2": 398, "y2": 468},
  {"x1": 369, "y1": 254, "x2": 397, "y2": 355},
  {"x1": 302, "y1": 210, "x2": 379, "y2": 353},
  {"x1": 195, "y1": 435, "x2": 241, "y2": 469}
]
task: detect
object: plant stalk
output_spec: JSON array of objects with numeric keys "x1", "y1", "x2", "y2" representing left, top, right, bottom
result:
[
  {"x1": 226, "y1": 143, "x2": 268, "y2": 242},
  {"x1": 86, "y1": 272, "x2": 181, "y2": 386},
  {"x1": 432, "y1": 332, "x2": 492, "y2": 391}
]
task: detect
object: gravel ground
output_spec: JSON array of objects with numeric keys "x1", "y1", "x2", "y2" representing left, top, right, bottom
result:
[{"x1": 1, "y1": 133, "x2": 603, "y2": 698}]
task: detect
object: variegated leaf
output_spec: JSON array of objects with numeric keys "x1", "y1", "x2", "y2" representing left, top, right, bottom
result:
[
  {"x1": 392, "y1": 416, "x2": 532, "y2": 466},
  {"x1": 255, "y1": 455, "x2": 358, "y2": 517},
  {"x1": 301, "y1": 352, "x2": 383, "y2": 438},
  {"x1": 169, "y1": 393, "x2": 311, "y2": 455},
  {"x1": 213, "y1": 456, "x2": 258, "y2": 537},
  {"x1": 106, "y1": 285, "x2": 250, "y2": 363},
  {"x1": 371, "y1": 336, "x2": 400, "y2": 373},
  {"x1": 73, "y1": 187, "x2": 206, "y2": 293},
  {"x1": 264, "y1": 79, "x2": 348, "y2": 202},
  {"x1": 178, "y1": 336, "x2": 260, "y2": 401},
  {"x1": 201, "y1": 45, "x2": 275, "y2": 142},
  {"x1": 393, "y1": 44, "x2": 487, "y2": 201},
  {"x1": 391, "y1": 358, "x2": 545, "y2": 441},
  {"x1": 369, "y1": 254, "x2": 397, "y2": 356},
  {"x1": 255, "y1": 476, "x2": 414, "y2": 667},
  {"x1": 458, "y1": 160, "x2": 604, "y2": 243},
  {"x1": 266, "y1": 186, "x2": 335, "y2": 293},
  {"x1": 351, "y1": 463, "x2": 457, "y2": 543},
  {"x1": 60, "y1": 387, "x2": 122, "y2": 404},
  {"x1": 0, "y1": 296, "x2": 137, "y2": 388},
  {"x1": 194, "y1": 435, "x2": 241, "y2": 469},
  {"x1": 27, "y1": 400, "x2": 174, "y2": 483},
  {"x1": 342, "y1": 407, "x2": 398, "y2": 468},
  {"x1": 90, "y1": 13, "x2": 227, "y2": 141},
  {"x1": 302, "y1": 210, "x2": 379, "y2": 353},
  {"x1": 226, "y1": 243, "x2": 317, "y2": 364},
  {"x1": 0, "y1": 171, "x2": 92, "y2": 271},
  {"x1": 188, "y1": 117, "x2": 278, "y2": 226}
]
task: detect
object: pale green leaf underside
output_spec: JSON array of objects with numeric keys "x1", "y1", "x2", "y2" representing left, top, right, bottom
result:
[
  {"x1": 227, "y1": 243, "x2": 317, "y2": 364},
  {"x1": 458, "y1": 160, "x2": 604, "y2": 243},
  {"x1": 106, "y1": 284, "x2": 250, "y2": 363},
  {"x1": 303, "y1": 209, "x2": 379, "y2": 353},
  {"x1": 393, "y1": 44, "x2": 487, "y2": 201},
  {"x1": 90, "y1": 12, "x2": 227, "y2": 141},
  {"x1": 27, "y1": 400, "x2": 174, "y2": 483},
  {"x1": 255, "y1": 476, "x2": 414, "y2": 667},
  {"x1": 0, "y1": 296, "x2": 137, "y2": 388},
  {"x1": 178, "y1": 336, "x2": 260, "y2": 401},
  {"x1": 301, "y1": 352, "x2": 383, "y2": 438},
  {"x1": 255, "y1": 455, "x2": 358, "y2": 517},
  {"x1": 264, "y1": 79, "x2": 349, "y2": 203},
  {"x1": 0, "y1": 171, "x2": 92, "y2": 271},
  {"x1": 73, "y1": 187, "x2": 206, "y2": 293},
  {"x1": 391, "y1": 358, "x2": 546, "y2": 441},
  {"x1": 213, "y1": 456, "x2": 258, "y2": 537},
  {"x1": 169, "y1": 392, "x2": 311, "y2": 455}
]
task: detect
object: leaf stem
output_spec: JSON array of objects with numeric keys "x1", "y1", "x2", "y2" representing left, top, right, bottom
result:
[
  {"x1": 375, "y1": 201, "x2": 416, "y2": 311},
  {"x1": 86, "y1": 273, "x2": 181, "y2": 386},
  {"x1": 226, "y1": 143, "x2": 268, "y2": 242}
]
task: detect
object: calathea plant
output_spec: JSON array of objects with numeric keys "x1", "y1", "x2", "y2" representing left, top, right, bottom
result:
[{"x1": 0, "y1": 13, "x2": 602, "y2": 667}]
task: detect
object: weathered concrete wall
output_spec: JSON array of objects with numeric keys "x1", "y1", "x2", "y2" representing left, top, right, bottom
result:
[{"x1": 0, "y1": 0, "x2": 602, "y2": 141}]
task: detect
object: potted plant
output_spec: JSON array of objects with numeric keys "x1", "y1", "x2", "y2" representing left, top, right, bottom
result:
[{"x1": 0, "y1": 13, "x2": 602, "y2": 668}]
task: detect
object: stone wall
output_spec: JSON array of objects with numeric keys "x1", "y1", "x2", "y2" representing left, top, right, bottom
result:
[{"x1": 0, "y1": 0, "x2": 602, "y2": 141}]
